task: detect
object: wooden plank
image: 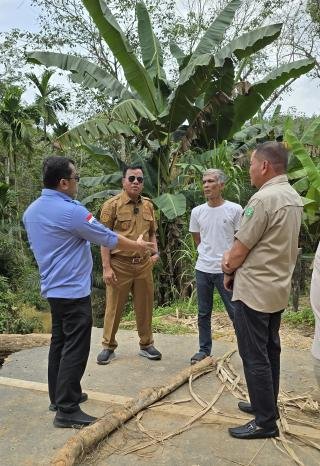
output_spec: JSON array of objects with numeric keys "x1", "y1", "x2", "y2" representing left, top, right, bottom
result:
[{"x1": 0, "y1": 376, "x2": 132, "y2": 404}]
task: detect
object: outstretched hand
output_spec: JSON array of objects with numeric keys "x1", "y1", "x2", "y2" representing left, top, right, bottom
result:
[{"x1": 136, "y1": 234, "x2": 156, "y2": 254}]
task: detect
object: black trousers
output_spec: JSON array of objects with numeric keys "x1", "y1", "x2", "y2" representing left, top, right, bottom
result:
[
  {"x1": 234, "y1": 300, "x2": 282, "y2": 429},
  {"x1": 47, "y1": 296, "x2": 92, "y2": 413}
]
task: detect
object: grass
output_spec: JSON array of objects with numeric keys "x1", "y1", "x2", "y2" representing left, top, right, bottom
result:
[
  {"x1": 283, "y1": 307, "x2": 315, "y2": 326},
  {"x1": 120, "y1": 295, "x2": 227, "y2": 335}
]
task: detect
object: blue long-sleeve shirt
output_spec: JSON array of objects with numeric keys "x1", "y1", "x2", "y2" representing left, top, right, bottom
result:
[{"x1": 23, "y1": 189, "x2": 118, "y2": 299}]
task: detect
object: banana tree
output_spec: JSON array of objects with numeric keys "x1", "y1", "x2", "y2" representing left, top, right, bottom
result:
[
  {"x1": 27, "y1": 0, "x2": 315, "y2": 302},
  {"x1": 27, "y1": 0, "x2": 315, "y2": 218},
  {"x1": 285, "y1": 118, "x2": 320, "y2": 224}
]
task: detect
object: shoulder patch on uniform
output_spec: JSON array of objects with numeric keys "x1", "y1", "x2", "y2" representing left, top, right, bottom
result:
[{"x1": 244, "y1": 206, "x2": 254, "y2": 218}]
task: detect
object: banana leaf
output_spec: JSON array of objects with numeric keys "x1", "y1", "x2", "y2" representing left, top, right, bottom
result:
[
  {"x1": 80, "y1": 172, "x2": 122, "y2": 188},
  {"x1": 285, "y1": 130, "x2": 320, "y2": 192},
  {"x1": 152, "y1": 193, "x2": 186, "y2": 219},
  {"x1": 80, "y1": 144, "x2": 119, "y2": 171},
  {"x1": 215, "y1": 23, "x2": 282, "y2": 66},
  {"x1": 292, "y1": 176, "x2": 309, "y2": 193},
  {"x1": 57, "y1": 115, "x2": 137, "y2": 146},
  {"x1": 136, "y1": 2, "x2": 166, "y2": 83},
  {"x1": 170, "y1": 41, "x2": 189, "y2": 69},
  {"x1": 159, "y1": 53, "x2": 215, "y2": 132},
  {"x1": 192, "y1": 0, "x2": 241, "y2": 58},
  {"x1": 82, "y1": 0, "x2": 159, "y2": 113},
  {"x1": 111, "y1": 99, "x2": 158, "y2": 125},
  {"x1": 81, "y1": 189, "x2": 121, "y2": 206},
  {"x1": 27, "y1": 52, "x2": 132, "y2": 100},
  {"x1": 301, "y1": 118, "x2": 320, "y2": 146},
  {"x1": 230, "y1": 58, "x2": 315, "y2": 135}
]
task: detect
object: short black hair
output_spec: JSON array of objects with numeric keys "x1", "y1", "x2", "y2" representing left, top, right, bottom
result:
[
  {"x1": 122, "y1": 164, "x2": 144, "y2": 177},
  {"x1": 254, "y1": 141, "x2": 288, "y2": 173},
  {"x1": 43, "y1": 156, "x2": 75, "y2": 189}
]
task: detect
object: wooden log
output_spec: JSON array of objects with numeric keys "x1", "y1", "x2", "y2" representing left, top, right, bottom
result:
[
  {"x1": 0, "y1": 333, "x2": 51, "y2": 360},
  {"x1": 51, "y1": 356, "x2": 216, "y2": 466}
]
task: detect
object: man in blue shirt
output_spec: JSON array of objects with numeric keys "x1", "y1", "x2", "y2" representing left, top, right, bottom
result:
[{"x1": 23, "y1": 156, "x2": 154, "y2": 428}]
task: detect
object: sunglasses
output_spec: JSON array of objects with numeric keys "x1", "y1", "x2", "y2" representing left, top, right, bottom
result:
[
  {"x1": 127, "y1": 175, "x2": 144, "y2": 183},
  {"x1": 66, "y1": 175, "x2": 80, "y2": 182}
]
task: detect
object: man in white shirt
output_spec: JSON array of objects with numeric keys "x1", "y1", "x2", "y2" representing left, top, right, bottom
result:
[{"x1": 189, "y1": 168, "x2": 243, "y2": 364}]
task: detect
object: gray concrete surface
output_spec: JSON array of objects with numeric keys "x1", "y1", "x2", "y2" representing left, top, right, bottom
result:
[{"x1": 0, "y1": 328, "x2": 319, "y2": 466}]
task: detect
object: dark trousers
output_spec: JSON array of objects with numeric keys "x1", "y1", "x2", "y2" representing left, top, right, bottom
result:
[
  {"x1": 47, "y1": 296, "x2": 92, "y2": 413},
  {"x1": 234, "y1": 300, "x2": 282, "y2": 429},
  {"x1": 196, "y1": 270, "x2": 235, "y2": 355}
]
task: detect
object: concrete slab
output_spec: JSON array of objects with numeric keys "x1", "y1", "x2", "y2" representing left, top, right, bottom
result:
[{"x1": 0, "y1": 328, "x2": 319, "y2": 465}]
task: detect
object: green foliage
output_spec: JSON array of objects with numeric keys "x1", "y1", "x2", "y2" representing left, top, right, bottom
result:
[
  {"x1": 0, "y1": 235, "x2": 25, "y2": 289},
  {"x1": 0, "y1": 277, "x2": 43, "y2": 334},
  {"x1": 283, "y1": 308, "x2": 315, "y2": 327}
]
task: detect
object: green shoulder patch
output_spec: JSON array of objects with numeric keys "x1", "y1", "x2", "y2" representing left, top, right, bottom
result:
[{"x1": 244, "y1": 206, "x2": 254, "y2": 218}]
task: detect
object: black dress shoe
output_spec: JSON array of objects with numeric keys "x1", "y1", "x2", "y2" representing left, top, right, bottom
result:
[
  {"x1": 229, "y1": 419, "x2": 279, "y2": 439},
  {"x1": 238, "y1": 401, "x2": 255, "y2": 414},
  {"x1": 53, "y1": 408, "x2": 97, "y2": 428},
  {"x1": 238, "y1": 401, "x2": 280, "y2": 420},
  {"x1": 49, "y1": 392, "x2": 88, "y2": 411}
]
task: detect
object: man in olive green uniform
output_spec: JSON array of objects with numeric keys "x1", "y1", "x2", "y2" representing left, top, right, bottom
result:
[
  {"x1": 97, "y1": 165, "x2": 161, "y2": 364},
  {"x1": 222, "y1": 142, "x2": 303, "y2": 439}
]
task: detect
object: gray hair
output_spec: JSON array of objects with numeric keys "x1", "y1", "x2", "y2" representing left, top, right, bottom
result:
[{"x1": 202, "y1": 168, "x2": 227, "y2": 184}]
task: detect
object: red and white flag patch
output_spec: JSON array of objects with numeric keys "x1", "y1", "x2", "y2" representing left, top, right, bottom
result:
[{"x1": 86, "y1": 213, "x2": 95, "y2": 224}]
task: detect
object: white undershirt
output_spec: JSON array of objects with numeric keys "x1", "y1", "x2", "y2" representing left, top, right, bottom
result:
[{"x1": 189, "y1": 200, "x2": 243, "y2": 273}]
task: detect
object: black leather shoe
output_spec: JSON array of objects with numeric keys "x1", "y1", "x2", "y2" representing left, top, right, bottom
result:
[
  {"x1": 49, "y1": 392, "x2": 88, "y2": 411},
  {"x1": 53, "y1": 408, "x2": 97, "y2": 428},
  {"x1": 238, "y1": 401, "x2": 255, "y2": 414},
  {"x1": 229, "y1": 419, "x2": 279, "y2": 439},
  {"x1": 238, "y1": 401, "x2": 280, "y2": 420}
]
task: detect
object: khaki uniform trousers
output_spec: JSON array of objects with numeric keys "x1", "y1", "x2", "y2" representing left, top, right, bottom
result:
[{"x1": 102, "y1": 256, "x2": 154, "y2": 350}]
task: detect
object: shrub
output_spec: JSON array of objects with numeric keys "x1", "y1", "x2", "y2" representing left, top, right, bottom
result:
[{"x1": 0, "y1": 276, "x2": 43, "y2": 334}]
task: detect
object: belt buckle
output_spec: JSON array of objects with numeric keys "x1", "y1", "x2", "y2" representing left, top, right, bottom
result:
[{"x1": 132, "y1": 257, "x2": 141, "y2": 264}]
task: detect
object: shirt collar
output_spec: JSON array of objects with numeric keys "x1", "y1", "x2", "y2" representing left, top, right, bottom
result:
[
  {"x1": 121, "y1": 190, "x2": 142, "y2": 204},
  {"x1": 259, "y1": 174, "x2": 288, "y2": 191},
  {"x1": 41, "y1": 188, "x2": 74, "y2": 201}
]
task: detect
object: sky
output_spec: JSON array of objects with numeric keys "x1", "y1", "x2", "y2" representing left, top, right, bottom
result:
[{"x1": 1, "y1": 0, "x2": 320, "y2": 118}]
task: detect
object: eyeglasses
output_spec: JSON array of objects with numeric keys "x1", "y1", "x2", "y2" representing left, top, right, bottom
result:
[
  {"x1": 66, "y1": 175, "x2": 80, "y2": 182},
  {"x1": 127, "y1": 176, "x2": 144, "y2": 183}
]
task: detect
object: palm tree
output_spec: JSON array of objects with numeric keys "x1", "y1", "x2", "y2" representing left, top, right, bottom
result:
[
  {"x1": 0, "y1": 85, "x2": 35, "y2": 186},
  {"x1": 26, "y1": 70, "x2": 69, "y2": 139}
]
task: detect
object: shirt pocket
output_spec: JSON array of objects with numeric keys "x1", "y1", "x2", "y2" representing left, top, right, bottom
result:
[
  {"x1": 115, "y1": 212, "x2": 132, "y2": 231},
  {"x1": 142, "y1": 208, "x2": 153, "y2": 230}
]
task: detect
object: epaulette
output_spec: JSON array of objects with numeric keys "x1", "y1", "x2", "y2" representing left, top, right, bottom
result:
[
  {"x1": 103, "y1": 193, "x2": 122, "y2": 206},
  {"x1": 141, "y1": 195, "x2": 152, "y2": 203}
]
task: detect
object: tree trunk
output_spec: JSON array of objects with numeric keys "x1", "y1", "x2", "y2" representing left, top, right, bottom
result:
[
  {"x1": 0, "y1": 333, "x2": 51, "y2": 363},
  {"x1": 51, "y1": 356, "x2": 216, "y2": 466}
]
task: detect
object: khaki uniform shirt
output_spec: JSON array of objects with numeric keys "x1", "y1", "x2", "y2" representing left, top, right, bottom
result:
[
  {"x1": 232, "y1": 175, "x2": 303, "y2": 313},
  {"x1": 100, "y1": 190, "x2": 157, "y2": 257}
]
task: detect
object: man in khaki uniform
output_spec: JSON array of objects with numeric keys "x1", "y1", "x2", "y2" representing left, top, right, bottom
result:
[
  {"x1": 97, "y1": 165, "x2": 161, "y2": 364},
  {"x1": 222, "y1": 142, "x2": 303, "y2": 439}
]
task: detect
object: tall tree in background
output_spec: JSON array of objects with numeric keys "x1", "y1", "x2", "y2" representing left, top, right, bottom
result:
[
  {"x1": 26, "y1": 70, "x2": 69, "y2": 139},
  {"x1": 0, "y1": 86, "x2": 36, "y2": 186}
]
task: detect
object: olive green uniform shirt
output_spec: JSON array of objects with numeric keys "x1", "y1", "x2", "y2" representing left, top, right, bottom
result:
[
  {"x1": 232, "y1": 175, "x2": 303, "y2": 313},
  {"x1": 100, "y1": 191, "x2": 157, "y2": 257}
]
